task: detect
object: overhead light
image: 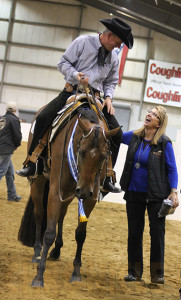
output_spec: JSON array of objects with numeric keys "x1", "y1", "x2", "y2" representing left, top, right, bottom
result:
[{"x1": 116, "y1": 10, "x2": 138, "y2": 20}]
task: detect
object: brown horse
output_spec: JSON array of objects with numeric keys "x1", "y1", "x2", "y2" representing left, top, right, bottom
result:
[{"x1": 18, "y1": 104, "x2": 120, "y2": 287}]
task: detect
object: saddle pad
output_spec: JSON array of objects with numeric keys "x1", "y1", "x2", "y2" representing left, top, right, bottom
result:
[
  {"x1": 49, "y1": 100, "x2": 89, "y2": 143},
  {"x1": 49, "y1": 93, "x2": 106, "y2": 143}
]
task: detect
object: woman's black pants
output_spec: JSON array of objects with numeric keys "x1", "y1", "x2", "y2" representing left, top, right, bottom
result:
[{"x1": 126, "y1": 200, "x2": 165, "y2": 279}]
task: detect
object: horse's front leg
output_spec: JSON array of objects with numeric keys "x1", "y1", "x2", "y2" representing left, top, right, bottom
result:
[
  {"x1": 31, "y1": 177, "x2": 48, "y2": 263},
  {"x1": 70, "y1": 222, "x2": 87, "y2": 282},
  {"x1": 31, "y1": 189, "x2": 60, "y2": 287},
  {"x1": 31, "y1": 225, "x2": 56, "y2": 287},
  {"x1": 70, "y1": 199, "x2": 96, "y2": 282},
  {"x1": 32, "y1": 222, "x2": 42, "y2": 263},
  {"x1": 48, "y1": 218, "x2": 63, "y2": 261},
  {"x1": 49, "y1": 200, "x2": 71, "y2": 260}
]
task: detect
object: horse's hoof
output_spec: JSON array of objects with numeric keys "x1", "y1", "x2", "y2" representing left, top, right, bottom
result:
[
  {"x1": 32, "y1": 255, "x2": 41, "y2": 263},
  {"x1": 48, "y1": 248, "x2": 60, "y2": 260},
  {"x1": 70, "y1": 272, "x2": 82, "y2": 282},
  {"x1": 31, "y1": 276, "x2": 44, "y2": 287}
]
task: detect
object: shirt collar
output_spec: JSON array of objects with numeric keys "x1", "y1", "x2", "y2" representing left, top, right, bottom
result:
[
  {"x1": 95, "y1": 34, "x2": 102, "y2": 49},
  {"x1": 95, "y1": 34, "x2": 112, "y2": 64}
]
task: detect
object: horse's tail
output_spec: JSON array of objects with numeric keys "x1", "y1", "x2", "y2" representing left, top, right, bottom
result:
[
  {"x1": 18, "y1": 180, "x2": 49, "y2": 247},
  {"x1": 18, "y1": 195, "x2": 36, "y2": 247}
]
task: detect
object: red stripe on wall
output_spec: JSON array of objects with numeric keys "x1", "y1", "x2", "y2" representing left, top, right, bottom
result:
[{"x1": 118, "y1": 45, "x2": 128, "y2": 85}]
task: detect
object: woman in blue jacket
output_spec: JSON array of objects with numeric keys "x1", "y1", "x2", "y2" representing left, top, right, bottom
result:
[{"x1": 120, "y1": 105, "x2": 179, "y2": 284}]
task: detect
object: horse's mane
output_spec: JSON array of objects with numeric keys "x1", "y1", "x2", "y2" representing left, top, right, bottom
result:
[{"x1": 78, "y1": 108, "x2": 99, "y2": 124}]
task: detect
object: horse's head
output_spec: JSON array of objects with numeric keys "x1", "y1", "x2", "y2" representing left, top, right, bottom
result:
[{"x1": 75, "y1": 115, "x2": 120, "y2": 200}]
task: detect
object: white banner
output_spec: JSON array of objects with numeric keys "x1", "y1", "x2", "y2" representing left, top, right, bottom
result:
[{"x1": 144, "y1": 59, "x2": 181, "y2": 108}]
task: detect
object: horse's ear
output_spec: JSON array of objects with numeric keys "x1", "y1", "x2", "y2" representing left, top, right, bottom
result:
[
  {"x1": 78, "y1": 116, "x2": 90, "y2": 135},
  {"x1": 105, "y1": 126, "x2": 121, "y2": 140}
]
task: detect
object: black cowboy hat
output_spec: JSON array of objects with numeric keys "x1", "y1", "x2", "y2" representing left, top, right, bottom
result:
[{"x1": 99, "y1": 17, "x2": 133, "y2": 49}]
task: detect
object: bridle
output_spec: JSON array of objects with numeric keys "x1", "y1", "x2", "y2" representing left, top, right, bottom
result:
[
  {"x1": 76, "y1": 124, "x2": 111, "y2": 182},
  {"x1": 78, "y1": 124, "x2": 109, "y2": 142}
]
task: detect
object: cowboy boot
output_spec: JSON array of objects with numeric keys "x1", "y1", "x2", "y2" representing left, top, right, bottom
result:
[{"x1": 102, "y1": 176, "x2": 121, "y2": 193}]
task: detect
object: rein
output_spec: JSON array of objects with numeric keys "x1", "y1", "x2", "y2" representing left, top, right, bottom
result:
[{"x1": 88, "y1": 84, "x2": 103, "y2": 121}]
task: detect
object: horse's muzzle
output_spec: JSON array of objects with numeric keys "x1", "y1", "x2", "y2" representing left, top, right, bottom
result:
[{"x1": 75, "y1": 187, "x2": 93, "y2": 200}]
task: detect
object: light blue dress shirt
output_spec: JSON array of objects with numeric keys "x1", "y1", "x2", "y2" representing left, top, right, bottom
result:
[{"x1": 57, "y1": 34, "x2": 119, "y2": 99}]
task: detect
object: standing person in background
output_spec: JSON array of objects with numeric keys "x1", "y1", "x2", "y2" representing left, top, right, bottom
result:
[
  {"x1": 120, "y1": 106, "x2": 179, "y2": 284},
  {"x1": 0, "y1": 102, "x2": 22, "y2": 202},
  {"x1": 16, "y1": 17, "x2": 133, "y2": 193}
]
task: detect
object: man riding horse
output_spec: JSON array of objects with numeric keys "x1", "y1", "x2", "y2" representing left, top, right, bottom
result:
[{"x1": 17, "y1": 17, "x2": 133, "y2": 193}]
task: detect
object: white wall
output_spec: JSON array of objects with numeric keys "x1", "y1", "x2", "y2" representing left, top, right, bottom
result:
[{"x1": 0, "y1": 0, "x2": 181, "y2": 140}]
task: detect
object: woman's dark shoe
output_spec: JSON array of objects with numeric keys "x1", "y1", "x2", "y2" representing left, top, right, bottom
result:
[
  {"x1": 124, "y1": 274, "x2": 142, "y2": 282},
  {"x1": 151, "y1": 277, "x2": 164, "y2": 284},
  {"x1": 16, "y1": 161, "x2": 36, "y2": 177}
]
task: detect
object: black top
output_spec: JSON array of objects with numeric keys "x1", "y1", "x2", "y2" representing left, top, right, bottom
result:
[{"x1": 0, "y1": 111, "x2": 22, "y2": 155}]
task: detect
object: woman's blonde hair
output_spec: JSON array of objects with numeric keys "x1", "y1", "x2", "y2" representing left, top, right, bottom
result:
[{"x1": 134, "y1": 106, "x2": 168, "y2": 145}]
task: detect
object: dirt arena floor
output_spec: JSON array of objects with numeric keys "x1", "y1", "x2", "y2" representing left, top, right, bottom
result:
[{"x1": 1, "y1": 142, "x2": 181, "y2": 300}]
